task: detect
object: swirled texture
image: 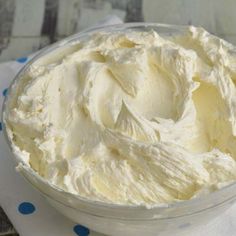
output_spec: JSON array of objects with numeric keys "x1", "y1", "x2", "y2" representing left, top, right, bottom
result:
[{"x1": 5, "y1": 26, "x2": 236, "y2": 206}]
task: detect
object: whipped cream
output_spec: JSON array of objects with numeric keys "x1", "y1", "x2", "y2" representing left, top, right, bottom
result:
[{"x1": 5, "y1": 26, "x2": 236, "y2": 206}]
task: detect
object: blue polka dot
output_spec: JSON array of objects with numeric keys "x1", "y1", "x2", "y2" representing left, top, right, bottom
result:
[
  {"x1": 2, "y1": 88, "x2": 8, "y2": 97},
  {"x1": 73, "y1": 225, "x2": 90, "y2": 236},
  {"x1": 16, "y1": 57, "x2": 28, "y2": 63},
  {"x1": 18, "y1": 202, "x2": 36, "y2": 215},
  {"x1": 0, "y1": 122, "x2": 2, "y2": 131}
]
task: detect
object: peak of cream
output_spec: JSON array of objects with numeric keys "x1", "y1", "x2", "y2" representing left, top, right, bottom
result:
[{"x1": 5, "y1": 26, "x2": 236, "y2": 206}]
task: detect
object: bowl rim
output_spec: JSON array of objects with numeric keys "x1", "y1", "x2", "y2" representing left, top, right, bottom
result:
[{"x1": 2, "y1": 22, "x2": 236, "y2": 217}]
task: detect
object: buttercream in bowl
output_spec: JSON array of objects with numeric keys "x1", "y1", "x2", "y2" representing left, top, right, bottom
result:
[{"x1": 4, "y1": 25, "x2": 236, "y2": 209}]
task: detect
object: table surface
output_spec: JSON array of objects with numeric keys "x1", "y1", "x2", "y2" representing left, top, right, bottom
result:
[{"x1": 0, "y1": 207, "x2": 17, "y2": 236}]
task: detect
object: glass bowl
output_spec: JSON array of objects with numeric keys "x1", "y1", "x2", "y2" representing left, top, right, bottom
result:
[{"x1": 2, "y1": 23, "x2": 236, "y2": 236}]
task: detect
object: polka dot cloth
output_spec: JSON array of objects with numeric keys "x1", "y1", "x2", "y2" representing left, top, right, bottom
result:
[
  {"x1": 73, "y1": 224, "x2": 90, "y2": 236},
  {"x1": 16, "y1": 57, "x2": 28, "y2": 63},
  {"x1": 18, "y1": 202, "x2": 36, "y2": 215},
  {"x1": 17, "y1": 202, "x2": 91, "y2": 235}
]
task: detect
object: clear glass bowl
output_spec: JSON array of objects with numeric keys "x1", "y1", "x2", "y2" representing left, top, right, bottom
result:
[{"x1": 2, "y1": 23, "x2": 236, "y2": 236}]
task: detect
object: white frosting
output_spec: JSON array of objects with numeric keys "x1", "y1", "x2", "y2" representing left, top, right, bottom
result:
[{"x1": 5, "y1": 26, "x2": 236, "y2": 206}]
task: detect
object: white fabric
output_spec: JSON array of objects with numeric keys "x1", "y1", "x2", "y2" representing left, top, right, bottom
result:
[{"x1": 0, "y1": 16, "x2": 236, "y2": 236}]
